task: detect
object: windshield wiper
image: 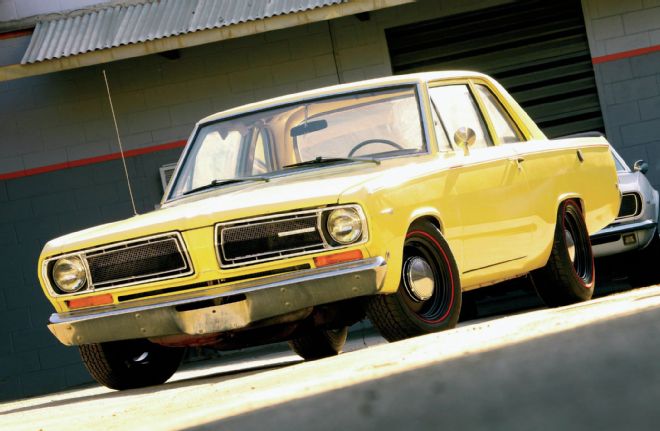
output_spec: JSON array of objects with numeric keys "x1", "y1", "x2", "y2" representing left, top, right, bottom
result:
[
  {"x1": 283, "y1": 156, "x2": 380, "y2": 169},
  {"x1": 182, "y1": 176, "x2": 270, "y2": 196}
]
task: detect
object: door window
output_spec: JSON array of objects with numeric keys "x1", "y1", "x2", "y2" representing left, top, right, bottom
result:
[
  {"x1": 429, "y1": 84, "x2": 492, "y2": 150},
  {"x1": 475, "y1": 84, "x2": 523, "y2": 144}
]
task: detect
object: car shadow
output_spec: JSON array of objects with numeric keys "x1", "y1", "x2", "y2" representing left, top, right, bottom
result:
[
  {"x1": 459, "y1": 263, "x2": 646, "y2": 323},
  {"x1": 1, "y1": 357, "x2": 302, "y2": 416}
]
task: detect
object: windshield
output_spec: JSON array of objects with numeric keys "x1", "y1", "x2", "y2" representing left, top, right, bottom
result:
[{"x1": 168, "y1": 86, "x2": 425, "y2": 199}]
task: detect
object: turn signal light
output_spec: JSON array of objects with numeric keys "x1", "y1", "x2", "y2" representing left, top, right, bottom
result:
[
  {"x1": 314, "y1": 249, "x2": 363, "y2": 267},
  {"x1": 66, "y1": 293, "x2": 113, "y2": 309}
]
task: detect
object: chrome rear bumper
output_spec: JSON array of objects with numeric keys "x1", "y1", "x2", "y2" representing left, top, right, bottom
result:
[{"x1": 48, "y1": 257, "x2": 387, "y2": 346}]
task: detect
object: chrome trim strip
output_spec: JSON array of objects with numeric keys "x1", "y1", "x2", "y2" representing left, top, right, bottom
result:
[
  {"x1": 49, "y1": 257, "x2": 385, "y2": 325},
  {"x1": 417, "y1": 81, "x2": 434, "y2": 154},
  {"x1": 215, "y1": 204, "x2": 368, "y2": 268},
  {"x1": 591, "y1": 219, "x2": 657, "y2": 238},
  {"x1": 43, "y1": 232, "x2": 194, "y2": 298},
  {"x1": 462, "y1": 255, "x2": 526, "y2": 274},
  {"x1": 277, "y1": 227, "x2": 316, "y2": 237}
]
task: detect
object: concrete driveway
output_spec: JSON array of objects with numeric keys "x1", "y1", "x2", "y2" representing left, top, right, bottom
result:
[{"x1": 2, "y1": 284, "x2": 660, "y2": 431}]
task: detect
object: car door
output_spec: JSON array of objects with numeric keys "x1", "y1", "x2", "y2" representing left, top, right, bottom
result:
[{"x1": 429, "y1": 81, "x2": 534, "y2": 286}]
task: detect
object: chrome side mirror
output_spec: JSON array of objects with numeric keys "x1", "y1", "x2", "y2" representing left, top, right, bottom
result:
[
  {"x1": 633, "y1": 160, "x2": 649, "y2": 174},
  {"x1": 454, "y1": 127, "x2": 476, "y2": 156}
]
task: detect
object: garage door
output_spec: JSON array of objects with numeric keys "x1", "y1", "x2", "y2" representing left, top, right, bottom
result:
[{"x1": 386, "y1": 0, "x2": 603, "y2": 138}]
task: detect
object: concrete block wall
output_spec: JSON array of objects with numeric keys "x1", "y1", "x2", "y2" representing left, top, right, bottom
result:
[
  {"x1": 0, "y1": 149, "x2": 181, "y2": 400},
  {"x1": 0, "y1": 0, "x2": 510, "y2": 401},
  {"x1": 582, "y1": 0, "x2": 660, "y2": 188},
  {"x1": 0, "y1": 23, "x2": 345, "y2": 401}
]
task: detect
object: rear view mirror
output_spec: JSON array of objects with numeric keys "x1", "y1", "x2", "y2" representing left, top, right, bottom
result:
[
  {"x1": 290, "y1": 120, "x2": 328, "y2": 137},
  {"x1": 633, "y1": 160, "x2": 649, "y2": 174},
  {"x1": 454, "y1": 127, "x2": 476, "y2": 156}
]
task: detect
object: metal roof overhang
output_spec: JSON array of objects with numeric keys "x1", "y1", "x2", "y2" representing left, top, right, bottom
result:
[{"x1": 0, "y1": 0, "x2": 415, "y2": 82}]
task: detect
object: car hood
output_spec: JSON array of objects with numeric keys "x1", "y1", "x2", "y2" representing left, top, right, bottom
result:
[{"x1": 42, "y1": 163, "x2": 386, "y2": 256}]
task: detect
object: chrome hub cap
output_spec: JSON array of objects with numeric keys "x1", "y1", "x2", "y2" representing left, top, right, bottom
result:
[
  {"x1": 403, "y1": 256, "x2": 435, "y2": 302},
  {"x1": 565, "y1": 229, "x2": 576, "y2": 263}
]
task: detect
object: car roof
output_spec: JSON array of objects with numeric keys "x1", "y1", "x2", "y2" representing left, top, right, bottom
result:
[{"x1": 199, "y1": 70, "x2": 491, "y2": 124}]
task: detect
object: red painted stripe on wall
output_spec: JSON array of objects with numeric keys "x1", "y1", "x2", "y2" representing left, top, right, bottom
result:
[
  {"x1": 592, "y1": 44, "x2": 660, "y2": 64},
  {"x1": 0, "y1": 29, "x2": 33, "y2": 40},
  {"x1": 0, "y1": 140, "x2": 187, "y2": 181}
]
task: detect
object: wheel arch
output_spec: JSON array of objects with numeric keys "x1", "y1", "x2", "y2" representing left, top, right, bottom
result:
[
  {"x1": 556, "y1": 193, "x2": 585, "y2": 214},
  {"x1": 377, "y1": 208, "x2": 447, "y2": 295},
  {"x1": 408, "y1": 207, "x2": 444, "y2": 234}
]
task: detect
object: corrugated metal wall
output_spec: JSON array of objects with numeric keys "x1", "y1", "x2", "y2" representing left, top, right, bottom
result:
[
  {"x1": 22, "y1": 0, "x2": 344, "y2": 64},
  {"x1": 386, "y1": 0, "x2": 603, "y2": 138}
]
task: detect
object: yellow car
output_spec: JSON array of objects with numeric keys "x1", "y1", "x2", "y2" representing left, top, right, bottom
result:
[{"x1": 38, "y1": 71, "x2": 619, "y2": 390}]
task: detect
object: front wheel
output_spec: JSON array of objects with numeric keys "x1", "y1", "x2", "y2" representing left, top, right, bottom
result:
[
  {"x1": 532, "y1": 199, "x2": 595, "y2": 307},
  {"x1": 367, "y1": 221, "x2": 461, "y2": 342},
  {"x1": 288, "y1": 327, "x2": 348, "y2": 360},
  {"x1": 79, "y1": 339, "x2": 185, "y2": 390}
]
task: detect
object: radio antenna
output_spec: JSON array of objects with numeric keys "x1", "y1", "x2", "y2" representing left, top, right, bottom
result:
[{"x1": 102, "y1": 69, "x2": 138, "y2": 216}]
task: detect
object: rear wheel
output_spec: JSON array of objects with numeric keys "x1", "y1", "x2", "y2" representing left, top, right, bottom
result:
[
  {"x1": 532, "y1": 199, "x2": 595, "y2": 307},
  {"x1": 288, "y1": 327, "x2": 348, "y2": 360},
  {"x1": 79, "y1": 339, "x2": 184, "y2": 390},
  {"x1": 367, "y1": 221, "x2": 461, "y2": 342}
]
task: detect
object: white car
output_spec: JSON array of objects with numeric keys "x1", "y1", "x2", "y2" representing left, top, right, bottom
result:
[{"x1": 592, "y1": 146, "x2": 658, "y2": 257}]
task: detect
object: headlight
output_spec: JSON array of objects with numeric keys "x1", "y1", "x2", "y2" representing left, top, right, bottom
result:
[
  {"x1": 52, "y1": 256, "x2": 87, "y2": 293},
  {"x1": 327, "y1": 207, "x2": 363, "y2": 244}
]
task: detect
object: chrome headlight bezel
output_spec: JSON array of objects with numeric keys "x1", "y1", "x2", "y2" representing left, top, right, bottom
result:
[
  {"x1": 51, "y1": 256, "x2": 88, "y2": 294},
  {"x1": 325, "y1": 206, "x2": 365, "y2": 245}
]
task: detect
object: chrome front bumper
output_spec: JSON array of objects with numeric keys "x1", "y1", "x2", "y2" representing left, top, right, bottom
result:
[
  {"x1": 591, "y1": 219, "x2": 657, "y2": 257},
  {"x1": 48, "y1": 257, "x2": 387, "y2": 346},
  {"x1": 591, "y1": 219, "x2": 657, "y2": 239}
]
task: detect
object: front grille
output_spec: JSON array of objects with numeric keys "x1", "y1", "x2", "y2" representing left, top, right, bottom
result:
[
  {"x1": 85, "y1": 234, "x2": 192, "y2": 288},
  {"x1": 216, "y1": 205, "x2": 367, "y2": 268},
  {"x1": 617, "y1": 193, "x2": 641, "y2": 219},
  {"x1": 218, "y1": 212, "x2": 326, "y2": 267}
]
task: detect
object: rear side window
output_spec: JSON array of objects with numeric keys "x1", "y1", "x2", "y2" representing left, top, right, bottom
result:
[
  {"x1": 475, "y1": 84, "x2": 523, "y2": 144},
  {"x1": 429, "y1": 85, "x2": 492, "y2": 149}
]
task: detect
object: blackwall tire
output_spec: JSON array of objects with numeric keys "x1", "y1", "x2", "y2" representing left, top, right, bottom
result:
[
  {"x1": 532, "y1": 199, "x2": 595, "y2": 307},
  {"x1": 79, "y1": 339, "x2": 185, "y2": 390},
  {"x1": 366, "y1": 221, "x2": 461, "y2": 342},
  {"x1": 288, "y1": 327, "x2": 349, "y2": 360}
]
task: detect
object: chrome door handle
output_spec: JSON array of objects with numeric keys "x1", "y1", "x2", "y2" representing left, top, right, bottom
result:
[{"x1": 509, "y1": 157, "x2": 525, "y2": 169}]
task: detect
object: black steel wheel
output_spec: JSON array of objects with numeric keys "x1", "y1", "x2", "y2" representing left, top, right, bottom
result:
[
  {"x1": 532, "y1": 199, "x2": 595, "y2": 306},
  {"x1": 367, "y1": 221, "x2": 461, "y2": 342},
  {"x1": 79, "y1": 338, "x2": 184, "y2": 390},
  {"x1": 288, "y1": 326, "x2": 348, "y2": 360}
]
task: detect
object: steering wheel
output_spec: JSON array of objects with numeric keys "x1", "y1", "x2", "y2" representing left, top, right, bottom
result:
[{"x1": 347, "y1": 139, "x2": 403, "y2": 157}]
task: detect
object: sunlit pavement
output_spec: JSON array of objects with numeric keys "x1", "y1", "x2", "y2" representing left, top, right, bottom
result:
[{"x1": 2, "y1": 283, "x2": 660, "y2": 430}]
